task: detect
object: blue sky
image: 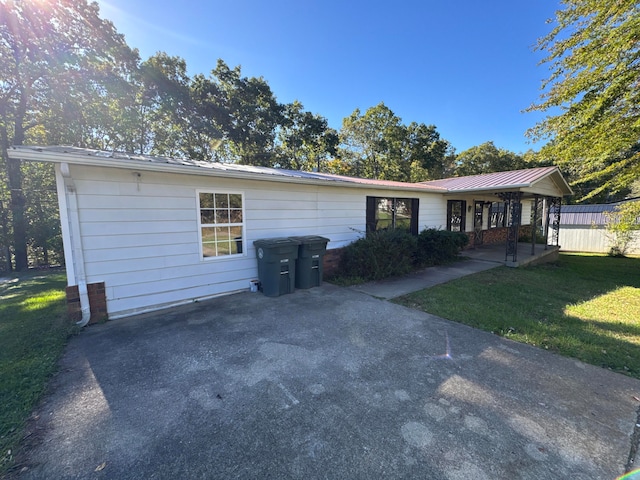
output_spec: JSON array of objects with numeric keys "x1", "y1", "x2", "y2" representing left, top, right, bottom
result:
[{"x1": 97, "y1": 0, "x2": 559, "y2": 154}]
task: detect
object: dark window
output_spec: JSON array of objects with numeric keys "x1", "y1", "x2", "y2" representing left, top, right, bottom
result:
[
  {"x1": 489, "y1": 202, "x2": 505, "y2": 228},
  {"x1": 366, "y1": 197, "x2": 419, "y2": 235},
  {"x1": 447, "y1": 200, "x2": 466, "y2": 232}
]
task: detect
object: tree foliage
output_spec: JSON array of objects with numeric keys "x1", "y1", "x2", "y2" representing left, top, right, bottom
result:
[
  {"x1": 604, "y1": 200, "x2": 640, "y2": 256},
  {"x1": 527, "y1": 0, "x2": 640, "y2": 202},
  {"x1": 0, "y1": 0, "x2": 457, "y2": 270},
  {"x1": 336, "y1": 103, "x2": 453, "y2": 182},
  {"x1": 0, "y1": 0, "x2": 138, "y2": 270},
  {"x1": 454, "y1": 141, "x2": 529, "y2": 176}
]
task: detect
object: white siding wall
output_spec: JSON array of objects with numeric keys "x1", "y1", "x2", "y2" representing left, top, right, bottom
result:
[
  {"x1": 559, "y1": 226, "x2": 640, "y2": 254},
  {"x1": 67, "y1": 164, "x2": 446, "y2": 318}
]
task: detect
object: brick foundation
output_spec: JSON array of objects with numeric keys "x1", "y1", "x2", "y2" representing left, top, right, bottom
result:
[
  {"x1": 322, "y1": 247, "x2": 345, "y2": 279},
  {"x1": 466, "y1": 226, "x2": 534, "y2": 249},
  {"x1": 65, "y1": 282, "x2": 108, "y2": 324}
]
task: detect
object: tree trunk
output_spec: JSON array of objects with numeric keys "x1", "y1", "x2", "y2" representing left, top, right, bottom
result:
[{"x1": 1, "y1": 106, "x2": 29, "y2": 271}]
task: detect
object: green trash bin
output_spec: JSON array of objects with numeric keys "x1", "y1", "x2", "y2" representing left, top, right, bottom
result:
[
  {"x1": 253, "y1": 238, "x2": 300, "y2": 297},
  {"x1": 289, "y1": 236, "x2": 330, "y2": 289}
]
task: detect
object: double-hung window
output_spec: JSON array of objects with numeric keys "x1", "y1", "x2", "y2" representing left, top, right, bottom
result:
[
  {"x1": 198, "y1": 191, "x2": 244, "y2": 258},
  {"x1": 366, "y1": 197, "x2": 419, "y2": 235}
]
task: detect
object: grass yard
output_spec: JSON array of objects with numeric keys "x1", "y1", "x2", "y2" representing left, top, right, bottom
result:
[
  {"x1": 394, "y1": 253, "x2": 640, "y2": 379},
  {"x1": 0, "y1": 270, "x2": 74, "y2": 475}
]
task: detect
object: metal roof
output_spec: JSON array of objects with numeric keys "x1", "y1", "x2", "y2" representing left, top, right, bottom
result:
[
  {"x1": 419, "y1": 166, "x2": 572, "y2": 195},
  {"x1": 8, "y1": 145, "x2": 572, "y2": 197},
  {"x1": 8, "y1": 145, "x2": 448, "y2": 193},
  {"x1": 555, "y1": 200, "x2": 639, "y2": 225}
]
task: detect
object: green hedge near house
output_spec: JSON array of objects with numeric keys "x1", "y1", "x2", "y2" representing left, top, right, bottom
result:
[
  {"x1": 414, "y1": 228, "x2": 469, "y2": 267},
  {"x1": 339, "y1": 229, "x2": 418, "y2": 282},
  {"x1": 335, "y1": 228, "x2": 469, "y2": 284}
]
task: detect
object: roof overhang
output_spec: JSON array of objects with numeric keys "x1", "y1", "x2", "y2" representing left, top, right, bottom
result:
[
  {"x1": 8, "y1": 146, "x2": 574, "y2": 198},
  {"x1": 7, "y1": 145, "x2": 446, "y2": 194}
]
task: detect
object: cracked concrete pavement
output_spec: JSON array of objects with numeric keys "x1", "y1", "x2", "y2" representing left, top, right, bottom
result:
[{"x1": 13, "y1": 284, "x2": 640, "y2": 479}]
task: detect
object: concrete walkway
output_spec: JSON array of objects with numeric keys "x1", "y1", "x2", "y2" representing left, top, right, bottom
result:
[
  {"x1": 14, "y1": 284, "x2": 640, "y2": 479},
  {"x1": 350, "y1": 242, "x2": 560, "y2": 300},
  {"x1": 349, "y1": 259, "x2": 500, "y2": 299}
]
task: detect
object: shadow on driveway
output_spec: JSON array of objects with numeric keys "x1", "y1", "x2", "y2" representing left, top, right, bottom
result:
[{"x1": 17, "y1": 284, "x2": 640, "y2": 479}]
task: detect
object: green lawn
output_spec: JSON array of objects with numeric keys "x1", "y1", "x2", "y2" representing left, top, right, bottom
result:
[
  {"x1": 394, "y1": 254, "x2": 640, "y2": 379},
  {"x1": 0, "y1": 271, "x2": 74, "y2": 475}
]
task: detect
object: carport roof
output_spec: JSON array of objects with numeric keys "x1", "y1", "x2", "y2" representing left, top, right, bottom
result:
[{"x1": 8, "y1": 145, "x2": 572, "y2": 197}]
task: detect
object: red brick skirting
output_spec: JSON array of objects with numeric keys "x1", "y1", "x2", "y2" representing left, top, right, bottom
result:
[
  {"x1": 65, "y1": 282, "x2": 108, "y2": 324},
  {"x1": 467, "y1": 226, "x2": 534, "y2": 249},
  {"x1": 322, "y1": 248, "x2": 344, "y2": 279}
]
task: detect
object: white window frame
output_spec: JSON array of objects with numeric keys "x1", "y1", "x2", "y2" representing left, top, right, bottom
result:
[{"x1": 196, "y1": 189, "x2": 246, "y2": 260}]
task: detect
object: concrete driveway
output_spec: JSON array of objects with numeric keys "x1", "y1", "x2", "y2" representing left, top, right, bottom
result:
[{"x1": 16, "y1": 284, "x2": 640, "y2": 479}]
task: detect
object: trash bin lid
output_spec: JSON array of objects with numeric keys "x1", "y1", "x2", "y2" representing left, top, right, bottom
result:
[
  {"x1": 253, "y1": 237, "x2": 301, "y2": 248},
  {"x1": 288, "y1": 235, "x2": 330, "y2": 244}
]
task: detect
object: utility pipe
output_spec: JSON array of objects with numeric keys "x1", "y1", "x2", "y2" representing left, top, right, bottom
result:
[{"x1": 56, "y1": 162, "x2": 91, "y2": 326}]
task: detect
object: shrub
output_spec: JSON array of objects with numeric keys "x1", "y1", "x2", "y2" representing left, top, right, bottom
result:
[
  {"x1": 414, "y1": 228, "x2": 469, "y2": 267},
  {"x1": 604, "y1": 201, "x2": 640, "y2": 257},
  {"x1": 339, "y1": 229, "x2": 417, "y2": 281}
]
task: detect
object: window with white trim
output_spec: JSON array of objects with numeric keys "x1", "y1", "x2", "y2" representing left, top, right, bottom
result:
[{"x1": 198, "y1": 192, "x2": 244, "y2": 258}]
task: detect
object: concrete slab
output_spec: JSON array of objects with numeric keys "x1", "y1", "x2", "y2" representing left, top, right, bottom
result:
[{"x1": 15, "y1": 285, "x2": 640, "y2": 479}]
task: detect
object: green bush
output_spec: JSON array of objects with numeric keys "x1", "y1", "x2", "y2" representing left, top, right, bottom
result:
[
  {"x1": 340, "y1": 229, "x2": 417, "y2": 281},
  {"x1": 414, "y1": 228, "x2": 469, "y2": 267}
]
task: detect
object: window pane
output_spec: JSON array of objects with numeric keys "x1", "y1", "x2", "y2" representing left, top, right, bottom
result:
[
  {"x1": 229, "y1": 226, "x2": 242, "y2": 238},
  {"x1": 229, "y1": 209, "x2": 243, "y2": 223},
  {"x1": 375, "y1": 198, "x2": 393, "y2": 230},
  {"x1": 215, "y1": 209, "x2": 230, "y2": 224},
  {"x1": 214, "y1": 226, "x2": 229, "y2": 242},
  {"x1": 395, "y1": 198, "x2": 412, "y2": 230},
  {"x1": 201, "y1": 210, "x2": 215, "y2": 224},
  {"x1": 202, "y1": 243, "x2": 217, "y2": 257},
  {"x1": 199, "y1": 193, "x2": 214, "y2": 209},
  {"x1": 396, "y1": 218, "x2": 411, "y2": 231},
  {"x1": 215, "y1": 193, "x2": 229, "y2": 209},
  {"x1": 449, "y1": 201, "x2": 463, "y2": 232},
  {"x1": 216, "y1": 240, "x2": 231, "y2": 256},
  {"x1": 229, "y1": 194, "x2": 242, "y2": 208},
  {"x1": 201, "y1": 227, "x2": 215, "y2": 243}
]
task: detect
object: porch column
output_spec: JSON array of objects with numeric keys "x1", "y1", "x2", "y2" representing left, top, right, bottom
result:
[
  {"x1": 550, "y1": 197, "x2": 562, "y2": 247},
  {"x1": 543, "y1": 197, "x2": 550, "y2": 250},
  {"x1": 502, "y1": 192, "x2": 522, "y2": 263},
  {"x1": 531, "y1": 195, "x2": 540, "y2": 255}
]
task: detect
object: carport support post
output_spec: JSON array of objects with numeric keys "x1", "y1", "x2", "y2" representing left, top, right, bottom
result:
[
  {"x1": 532, "y1": 195, "x2": 539, "y2": 254},
  {"x1": 503, "y1": 192, "x2": 522, "y2": 263},
  {"x1": 550, "y1": 197, "x2": 562, "y2": 247}
]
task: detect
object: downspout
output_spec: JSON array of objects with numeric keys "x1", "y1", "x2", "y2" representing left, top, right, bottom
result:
[{"x1": 56, "y1": 162, "x2": 91, "y2": 326}]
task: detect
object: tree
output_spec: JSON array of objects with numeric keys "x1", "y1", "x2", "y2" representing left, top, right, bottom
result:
[
  {"x1": 276, "y1": 101, "x2": 337, "y2": 171},
  {"x1": 336, "y1": 103, "x2": 454, "y2": 182},
  {"x1": 22, "y1": 161, "x2": 62, "y2": 266},
  {"x1": 112, "y1": 52, "x2": 193, "y2": 156},
  {"x1": 527, "y1": 0, "x2": 640, "y2": 202},
  {"x1": 338, "y1": 103, "x2": 405, "y2": 180},
  {"x1": 0, "y1": 0, "x2": 137, "y2": 270},
  {"x1": 208, "y1": 60, "x2": 283, "y2": 166},
  {"x1": 402, "y1": 122, "x2": 454, "y2": 181},
  {"x1": 454, "y1": 141, "x2": 529, "y2": 176},
  {"x1": 604, "y1": 200, "x2": 640, "y2": 256}
]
